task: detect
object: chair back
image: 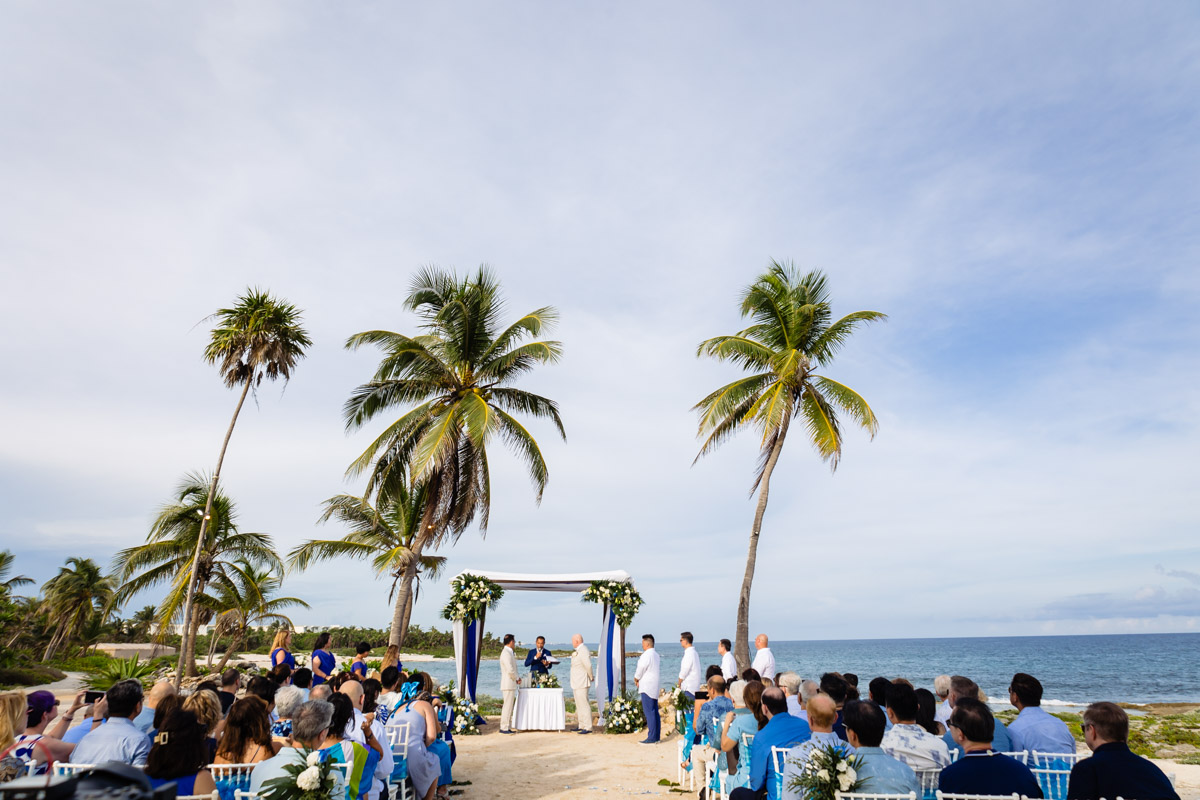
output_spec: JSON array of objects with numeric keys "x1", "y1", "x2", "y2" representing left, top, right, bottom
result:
[
  {"x1": 934, "y1": 794, "x2": 1021, "y2": 800},
  {"x1": 385, "y1": 722, "x2": 410, "y2": 784},
  {"x1": 208, "y1": 762, "x2": 256, "y2": 800},
  {"x1": 233, "y1": 792, "x2": 259, "y2": 800},
  {"x1": 740, "y1": 731, "x2": 755, "y2": 750},
  {"x1": 1031, "y1": 766, "x2": 1071, "y2": 800},
  {"x1": 997, "y1": 750, "x2": 1028, "y2": 764},
  {"x1": 177, "y1": 794, "x2": 220, "y2": 800},
  {"x1": 835, "y1": 794, "x2": 918, "y2": 800},
  {"x1": 770, "y1": 746, "x2": 793, "y2": 798},
  {"x1": 1030, "y1": 751, "x2": 1081, "y2": 768},
  {"x1": 52, "y1": 764, "x2": 98, "y2": 776},
  {"x1": 914, "y1": 768, "x2": 941, "y2": 800}
]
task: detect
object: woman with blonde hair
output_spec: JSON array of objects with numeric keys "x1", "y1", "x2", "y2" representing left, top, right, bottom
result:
[
  {"x1": 270, "y1": 630, "x2": 296, "y2": 670},
  {"x1": 0, "y1": 692, "x2": 30, "y2": 782},
  {"x1": 183, "y1": 689, "x2": 223, "y2": 760}
]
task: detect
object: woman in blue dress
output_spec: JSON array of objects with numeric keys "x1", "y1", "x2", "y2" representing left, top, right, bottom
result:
[
  {"x1": 350, "y1": 642, "x2": 371, "y2": 678},
  {"x1": 311, "y1": 632, "x2": 336, "y2": 686},
  {"x1": 270, "y1": 630, "x2": 297, "y2": 671},
  {"x1": 144, "y1": 710, "x2": 216, "y2": 796},
  {"x1": 721, "y1": 680, "x2": 764, "y2": 790}
]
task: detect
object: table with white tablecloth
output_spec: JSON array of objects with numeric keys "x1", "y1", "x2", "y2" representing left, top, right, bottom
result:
[{"x1": 513, "y1": 687, "x2": 566, "y2": 731}]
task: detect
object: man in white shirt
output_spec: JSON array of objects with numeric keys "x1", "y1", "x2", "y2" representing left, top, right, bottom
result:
[
  {"x1": 570, "y1": 633, "x2": 594, "y2": 733},
  {"x1": 634, "y1": 633, "x2": 661, "y2": 744},
  {"x1": 677, "y1": 631, "x2": 702, "y2": 699},
  {"x1": 499, "y1": 634, "x2": 521, "y2": 734},
  {"x1": 751, "y1": 633, "x2": 776, "y2": 682},
  {"x1": 718, "y1": 638, "x2": 738, "y2": 681},
  {"x1": 340, "y1": 681, "x2": 393, "y2": 800}
]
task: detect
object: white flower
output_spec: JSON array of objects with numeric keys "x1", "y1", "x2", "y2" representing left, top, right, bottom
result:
[
  {"x1": 816, "y1": 769, "x2": 829, "y2": 781},
  {"x1": 836, "y1": 761, "x2": 847, "y2": 773},
  {"x1": 838, "y1": 774, "x2": 853, "y2": 791},
  {"x1": 296, "y1": 766, "x2": 322, "y2": 791},
  {"x1": 306, "y1": 752, "x2": 322, "y2": 767},
  {"x1": 844, "y1": 767, "x2": 856, "y2": 783}
]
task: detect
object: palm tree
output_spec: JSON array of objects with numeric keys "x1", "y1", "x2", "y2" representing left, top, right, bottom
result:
[
  {"x1": 0, "y1": 550, "x2": 33, "y2": 595},
  {"x1": 39, "y1": 558, "x2": 117, "y2": 661},
  {"x1": 693, "y1": 262, "x2": 885, "y2": 671},
  {"x1": 288, "y1": 489, "x2": 448, "y2": 648},
  {"x1": 203, "y1": 561, "x2": 309, "y2": 673},
  {"x1": 128, "y1": 605, "x2": 157, "y2": 641},
  {"x1": 113, "y1": 473, "x2": 284, "y2": 676},
  {"x1": 176, "y1": 289, "x2": 310, "y2": 684},
  {"x1": 344, "y1": 266, "x2": 565, "y2": 647}
]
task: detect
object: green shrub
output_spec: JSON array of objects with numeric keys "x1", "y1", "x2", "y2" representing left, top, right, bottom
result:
[
  {"x1": 0, "y1": 665, "x2": 67, "y2": 688},
  {"x1": 83, "y1": 656, "x2": 157, "y2": 690}
]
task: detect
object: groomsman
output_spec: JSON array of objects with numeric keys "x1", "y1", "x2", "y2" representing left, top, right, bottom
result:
[
  {"x1": 570, "y1": 634, "x2": 594, "y2": 733},
  {"x1": 499, "y1": 634, "x2": 521, "y2": 734},
  {"x1": 677, "y1": 631, "x2": 701, "y2": 700},
  {"x1": 719, "y1": 638, "x2": 737, "y2": 681},
  {"x1": 634, "y1": 633, "x2": 661, "y2": 744}
]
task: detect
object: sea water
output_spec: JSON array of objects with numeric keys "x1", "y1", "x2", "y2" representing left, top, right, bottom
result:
[{"x1": 405, "y1": 632, "x2": 1200, "y2": 705}]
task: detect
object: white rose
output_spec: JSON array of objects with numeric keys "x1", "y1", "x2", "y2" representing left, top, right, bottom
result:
[
  {"x1": 837, "y1": 761, "x2": 847, "y2": 772},
  {"x1": 816, "y1": 768, "x2": 829, "y2": 781},
  {"x1": 844, "y1": 767, "x2": 856, "y2": 783},
  {"x1": 306, "y1": 751, "x2": 322, "y2": 767},
  {"x1": 838, "y1": 774, "x2": 853, "y2": 791},
  {"x1": 296, "y1": 766, "x2": 322, "y2": 791}
]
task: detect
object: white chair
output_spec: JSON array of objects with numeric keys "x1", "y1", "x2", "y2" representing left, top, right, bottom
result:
[
  {"x1": 233, "y1": 791, "x2": 259, "y2": 800},
  {"x1": 914, "y1": 768, "x2": 941, "y2": 800},
  {"x1": 1031, "y1": 766, "x2": 1071, "y2": 800},
  {"x1": 675, "y1": 740, "x2": 696, "y2": 791},
  {"x1": 385, "y1": 723, "x2": 414, "y2": 800},
  {"x1": 178, "y1": 794, "x2": 220, "y2": 800},
  {"x1": 1030, "y1": 751, "x2": 1082, "y2": 768},
  {"x1": 770, "y1": 746, "x2": 793, "y2": 799},
  {"x1": 935, "y1": 794, "x2": 1021, "y2": 800},
  {"x1": 836, "y1": 794, "x2": 918, "y2": 800},
  {"x1": 998, "y1": 750, "x2": 1029, "y2": 764},
  {"x1": 52, "y1": 764, "x2": 99, "y2": 776},
  {"x1": 208, "y1": 762, "x2": 257, "y2": 800}
]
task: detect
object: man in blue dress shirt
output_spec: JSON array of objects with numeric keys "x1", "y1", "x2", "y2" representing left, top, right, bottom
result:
[
  {"x1": 524, "y1": 636, "x2": 552, "y2": 676},
  {"x1": 731, "y1": 687, "x2": 812, "y2": 800},
  {"x1": 1007, "y1": 672, "x2": 1077, "y2": 756},
  {"x1": 1067, "y1": 702, "x2": 1178, "y2": 800},
  {"x1": 939, "y1": 697, "x2": 1042, "y2": 797},
  {"x1": 70, "y1": 679, "x2": 152, "y2": 766}
]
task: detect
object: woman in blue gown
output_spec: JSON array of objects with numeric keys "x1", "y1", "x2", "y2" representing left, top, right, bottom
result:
[
  {"x1": 310, "y1": 632, "x2": 337, "y2": 686},
  {"x1": 270, "y1": 630, "x2": 297, "y2": 671}
]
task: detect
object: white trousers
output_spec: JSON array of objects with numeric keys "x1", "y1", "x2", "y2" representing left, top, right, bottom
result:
[
  {"x1": 500, "y1": 689, "x2": 517, "y2": 731},
  {"x1": 573, "y1": 687, "x2": 592, "y2": 731}
]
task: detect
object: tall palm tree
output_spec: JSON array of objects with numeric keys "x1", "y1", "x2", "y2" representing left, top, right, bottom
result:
[
  {"x1": 39, "y1": 558, "x2": 117, "y2": 661},
  {"x1": 693, "y1": 263, "x2": 885, "y2": 671},
  {"x1": 0, "y1": 550, "x2": 33, "y2": 595},
  {"x1": 177, "y1": 289, "x2": 310, "y2": 684},
  {"x1": 203, "y1": 560, "x2": 309, "y2": 673},
  {"x1": 344, "y1": 266, "x2": 565, "y2": 647},
  {"x1": 113, "y1": 473, "x2": 284, "y2": 676},
  {"x1": 288, "y1": 489, "x2": 448, "y2": 648}
]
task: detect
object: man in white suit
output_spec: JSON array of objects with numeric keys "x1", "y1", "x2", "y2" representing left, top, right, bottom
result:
[
  {"x1": 570, "y1": 633, "x2": 594, "y2": 733},
  {"x1": 499, "y1": 633, "x2": 521, "y2": 734}
]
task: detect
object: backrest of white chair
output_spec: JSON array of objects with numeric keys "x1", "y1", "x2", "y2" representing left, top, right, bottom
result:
[
  {"x1": 1031, "y1": 766, "x2": 1071, "y2": 800},
  {"x1": 740, "y1": 731, "x2": 755, "y2": 750},
  {"x1": 836, "y1": 794, "x2": 918, "y2": 800},
  {"x1": 914, "y1": 768, "x2": 942, "y2": 794},
  {"x1": 234, "y1": 791, "x2": 260, "y2": 800},
  {"x1": 386, "y1": 721, "x2": 409, "y2": 759},
  {"x1": 1168, "y1": 772, "x2": 1176, "y2": 787},
  {"x1": 934, "y1": 793, "x2": 1021, "y2": 800},
  {"x1": 53, "y1": 764, "x2": 98, "y2": 777},
  {"x1": 208, "y1": 762, "x2": 257, "y2": 780},
  {"x1": 998, "y1": 750, "x2": 1028, "y2": 764},
  {"x1": 1030, "y1": 751, "x2": 1082, "y2": 768},
  {"x1": 178, "y1": 793, "x2": 220, "y2": 800},
  {"x1": 770, "y1": 745, "x2": 791, "y2": 776},
  {"x1": 947, "y1": 749, "x2": 961, "y2": 763}
]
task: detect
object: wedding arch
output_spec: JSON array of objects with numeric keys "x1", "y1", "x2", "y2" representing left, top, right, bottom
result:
[{"x1": 445, "y1": 569, "x2": 641, "y2": 719}]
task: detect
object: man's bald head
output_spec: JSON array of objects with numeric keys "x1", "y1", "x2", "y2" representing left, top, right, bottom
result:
[
  {"x1": 339, "y1": 680, "x2": 364, "y2": 708},
  {"x1": 147, "y1": 681, "x2": 176, "y2": 706},
  {"x1": 755, "y1": 634, "x2": 769, "y2": 648},
  {"x1": 572, "y1": 634, "x2": 583, "y2": 647},
  {"x1": 807, "y1": 694, "x2": 837, "y2": 731}
]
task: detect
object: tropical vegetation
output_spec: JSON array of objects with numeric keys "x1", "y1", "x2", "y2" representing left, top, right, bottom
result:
[
  {"x1": 39, "y1": 558, "x2": 118, "y2": 661},
  {"x1": 693, "y1": 263, "x2": 885, "y2": 670},
  {"x1": 201, "y1": 560, "x2": 309, "y2": 673},
  {"x1": 0, "y1": 550, "x2": 33, "y2": 595},
  {"x1": 341, "y1": 266, "x2": 565, "y2": 648}
]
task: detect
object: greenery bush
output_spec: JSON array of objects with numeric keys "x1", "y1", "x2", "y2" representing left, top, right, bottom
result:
[{"x1": 0, "y1": 665, "x2": 66, "y2": 689}]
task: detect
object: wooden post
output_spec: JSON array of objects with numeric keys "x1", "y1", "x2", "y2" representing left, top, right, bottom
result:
[{"x1": 619, "y1": 625, "x2": 626, "y2": 695}]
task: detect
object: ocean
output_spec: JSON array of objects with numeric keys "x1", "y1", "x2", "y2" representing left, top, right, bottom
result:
[{"x1": 400, "y1": 633, "x2": 1200, "y2": 706}]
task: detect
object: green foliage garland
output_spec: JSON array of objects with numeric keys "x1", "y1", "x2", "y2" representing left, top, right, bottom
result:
[
  {"x1": 441, "y1": 574, "x2": 505, "y2": 622},
  {"x1": 581, "y1": 580, "x2": 643, "y2": 628}
]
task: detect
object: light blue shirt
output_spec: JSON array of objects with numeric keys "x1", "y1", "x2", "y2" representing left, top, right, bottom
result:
[
  {"x1": 250, "y1": 748, "x2": 347, "y2": 797},
  {"x1": 944, "y1": 716, "x2": 1012, "y2": 757},
  {"x1": 781, "y1": 732, "x2": 854, "y2": 800},
  {"x1": 63, "y1": 719, "x2": 102, "y2": 744},
  {"x1": 131, "y1": 704, "x2": 155, "y2": 733},
  {"x1": 748, "y1": 713, "x2": 812, "y2": 800},
  {"x1": 1007, "y1": 706, "x2": 1076, "y2": 755},
  {"x1": 70, "y1": 716, "x2": 151, "y2": 766},
  {"x1": 853, "y1": 746, "x2": 922, "y2": 794}
]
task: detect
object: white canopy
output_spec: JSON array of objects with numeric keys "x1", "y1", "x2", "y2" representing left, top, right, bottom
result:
[{"x1": 451, "y1": 569, "x2": 632, "y2": 593}]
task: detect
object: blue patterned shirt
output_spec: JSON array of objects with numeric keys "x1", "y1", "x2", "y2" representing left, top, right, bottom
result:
[
  {"x1": 881, "y1": 722, "x2": 952, "y2": 770},
  {"x1": 695, "y1": 696, "x2": 734, "y2": 746},
  {"x1": 853, "y1": 746, "x2": 922, "y2": 794}
]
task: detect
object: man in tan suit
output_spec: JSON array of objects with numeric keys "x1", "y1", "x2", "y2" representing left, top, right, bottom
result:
[
  {"x1": 499, "y1": 633, "x2": 521, "y2": 733},
  {"x1": 570, "y1": 633, "x2": 594, "y2": 733}
]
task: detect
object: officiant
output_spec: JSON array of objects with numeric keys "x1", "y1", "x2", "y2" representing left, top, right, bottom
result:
[{"x1": 525, "y1": 635, "x2": 554, "y2": 675}]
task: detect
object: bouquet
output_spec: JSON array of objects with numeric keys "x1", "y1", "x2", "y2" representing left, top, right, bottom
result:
[
  {"x1": 450, "y1": 696, "x2": 481, "y2": 735},
  {"x1": 533, "y1": 672, "x2": 560, "y2": 688},
  {"x1": 260, "y1": 750, "x2": 339, "y2": 800},
  {"x1": 581, "y1": 580, "x2": 644, "y2": 628},
  {"x1": 603, "y1": 692, "x2": 646, "y2": 734},
  {"x1": 787, "y1": 743, "x2": 861, "y2": 800},
  {"x1": 666, "y1": 686, "x2": 694, "y2": 713}
]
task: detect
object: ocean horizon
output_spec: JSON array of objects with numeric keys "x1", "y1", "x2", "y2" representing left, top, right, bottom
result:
[{"x1": 397, "y1": 631, "x2": 1200, "y2": 705}]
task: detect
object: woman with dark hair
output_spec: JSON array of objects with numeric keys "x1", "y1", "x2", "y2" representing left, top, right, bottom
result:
[
  {"x1": 144, "y1": 710, "x2": 216, "y2": 796},
  {"x1": 319, "y1": 693, "x2": 381, "y2": 800},
  {"x1": 149, "y1": 694, "x2": 181, "y2": 739},
  {"x1": 268, "y1": 663, "x2": 293, "y2": 686},
  {"x1": 361, "y1": 679, "x2": 382, "y2": 720},
  {"x1": 914, "y1": 687, "x2": 945, "y2": 735},
  {"x1": 350, "y1": 642, "x2": 371, "y2": 678},
  {"x1": 311, "y1": 632, "x2": 336, "y2": 686},
  {"x1": 215, "y1": 697, "x2": 279, "y2": 764}
]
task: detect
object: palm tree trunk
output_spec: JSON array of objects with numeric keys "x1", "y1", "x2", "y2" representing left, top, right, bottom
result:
[
  {"x1": 734, "y1": 417, "x2": 790, "y2": 673},
  {"x1": 388, "y1": 533, "x2": 429, "y2": 649},
  {"x1": 213, "y1": 629, "x2": 245, "y2": 674},
  {"x1": 175, "y1": 378, "x2": 252, "y2": 687},
  {"x1": 400, "y1": 589, "x2": 415, "y2": 647},
  {"x1": 42, "y1": 621, "x2": 67, "y2": 662}
]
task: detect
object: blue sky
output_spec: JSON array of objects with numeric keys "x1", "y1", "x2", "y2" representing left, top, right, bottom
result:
[{"x1": 1, "y1": 2, "x2": 1198, "y2": 643}]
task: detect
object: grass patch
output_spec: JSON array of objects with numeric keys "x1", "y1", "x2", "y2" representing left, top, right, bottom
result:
[{"x1": 0, "y1": 665, "x2": 67, "y2": 689}]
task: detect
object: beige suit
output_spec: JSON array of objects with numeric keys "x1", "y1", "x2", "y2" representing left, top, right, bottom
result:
[
  {"x1": 499, "y1": 645, "x2": 520, "y2": 731},
  {"x1": 570, "y1": 642, "x2": 594, "y2": 731}
]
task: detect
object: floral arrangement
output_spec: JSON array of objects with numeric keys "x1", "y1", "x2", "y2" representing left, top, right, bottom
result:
[
  {"x1": 260, "y1": 749, "x2": 339, "y2": 800},
  {"x1": 450, "y1": 696, "x2": 481, "y2": 735},
  {"x1": 602, "y1": 692, "x2": 646, "y2": 734},
  {"x1": 581, "y1": 580, "x2": 644, "y2": 628},
  {"x1": 665, "y1": 685, "x2": 694, "y2": 714},
  {"x1": 441, "y1": 573, "x2": 504, "y2": 622},
  {"x1": 532, "y1": 672, "x2": 560, "y2": 688},
  {"x1": 786, "y1": 743, "x2": 861, "y2": 800}
]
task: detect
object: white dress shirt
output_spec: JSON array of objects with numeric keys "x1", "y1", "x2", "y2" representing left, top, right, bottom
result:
[
  {"x1": 751, "y1": 646, "x2": 776, "y2": 681},
  {"x1": 720, "y1": 651, "x2": 738, "y2": 680},
  {"x1": 634, "y1": 647, "x2": 661, "y2": 697},
  {"x1": 678, "y1": 646, "x2": 702, "y2": 693},
  {"x1": 347, "y1": 708, "x2": 394, "y2": 800}
]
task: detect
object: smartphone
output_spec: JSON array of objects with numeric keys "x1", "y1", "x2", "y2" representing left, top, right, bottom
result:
[{"x1": 84, "y1": 690, "x2": 105, "y2": 704}]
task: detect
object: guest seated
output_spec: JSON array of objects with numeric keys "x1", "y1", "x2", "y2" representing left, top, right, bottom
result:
[
  {"x1": 939, "y1": 697, "x2": 1042, "y2": 797},
  {"x1": 741, "y1": 668, "x2": 762, "y2": 683},
  {"x1": 1007, "y1": 672, "x2": 1077, "y2": 755},
  {"x1": 143, "y1": 709, "x2": 217, "y2": 796},
  {"x1": 376, "y1": 667, "x2": 402, "y2": 721},
  {"x1": 292, "y1": 668, "x2": 313, "y2": 701},
  {"x1": 915, "y1": 688, "x2": 944, "y2": 735},
  {"x1": 1067, "y1": 702, "x2": 1179, "y2": 800},
  {"x1": 838, "y1": 701, "x2": 920, "y2": 794},
  {"x1": 720, "y1": 679, "x2": 760, "y2": 788},
  {"x1": 881, "y1": 682, "x2": 952, "y2": 770},
  {"x1": 776, "y1": 672, "x2": 802, "y2": 718},
  {"x1": 780, "y1": 693, "x2": 852, "y2": 799},
  {"x1": 320, "y1": 693, "x2": 382, "y2": 800},
  {"x1": 310, "y1": 684, "x2": 333, "y2": 703},
  {"x1": 250, "y1": 700, "x2": 346, "y2": 797},
  {"x1": 149, "y1": 694, "x2": 181, "y2": 739},
  {"x1": 0, "y1": 693, "x2": 27, "y2": 783},
  {"x1": 218, "y1": 669, "x2": 241, "y2": 715},
  {"x1": 134, "y1": 681, "x2": 176, "y2": 732},
  {"x1": 268, "y1": 663, "x2": 293, "y2": 687},
  {"x1": 272, "y1": 686, "x2": 304, "y2": 740},
  {"x1": 818, "y1": 673, "x2": 849, "y2": 740},
  {"x1": 941, "y1": 675, "x2": 1012, "y2": 756},
  {"x1": 71, "y1": 679, "x2": 151, "y2": 765},
  {"x1": 247, "y1": 675, "x2": 279, "y2": 722},
  {"x1": 215, "y1": 696, "x2": 280, "y2": 764},
  {"x1": 730, "y1": 687, "x2": 810, "y2": 800},
  {"x1": 796, "y1": 680, "x2": 818, "y2": 723},
  {"x1": 682, "y1": 675, "x2": 732, "y2": 775},
  {"x1": 339, "y1": 680, "x2": 392, "y2": 800},
  {"x1": 385, "y1": 679, "x2": 444, "y2": 800},
  {"x1": 867, "y1": 677, "x2": 894, "y2": 730},
  {"x1": 13, "y1": 690, "x2": 84, "y2": 769},
  {"x1": 933, "y1": 675, "x2": 952, "y2": 728},
  {"x1": 183, "y1": 688, "x2": 222, "y2": 760}
]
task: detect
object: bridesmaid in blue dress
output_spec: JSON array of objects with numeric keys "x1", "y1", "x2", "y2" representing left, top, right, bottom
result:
[
  {"x1": 270, "y1": 630, "x2": 296, "y2": 670},
  {"x1": 144, "y1": 710, "x2": 217, "y2": 796},
  {"x1": 310, "y1": 632, "x2": 337, "y2": 686}
]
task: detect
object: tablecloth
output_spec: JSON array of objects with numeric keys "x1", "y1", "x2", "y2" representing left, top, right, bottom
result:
[{"x1": 514, "y1": 687, "x2": 566, "y2": 731}]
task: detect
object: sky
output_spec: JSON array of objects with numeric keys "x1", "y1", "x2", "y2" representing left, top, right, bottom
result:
[{"x1": 2, "y1": 2, "x2": 1198, "y2": 644}]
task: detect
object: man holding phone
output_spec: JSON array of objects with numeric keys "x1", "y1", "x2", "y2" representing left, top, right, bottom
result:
[{"x1": 70, "y1": 680, "x2": 151, "y2": 765}]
